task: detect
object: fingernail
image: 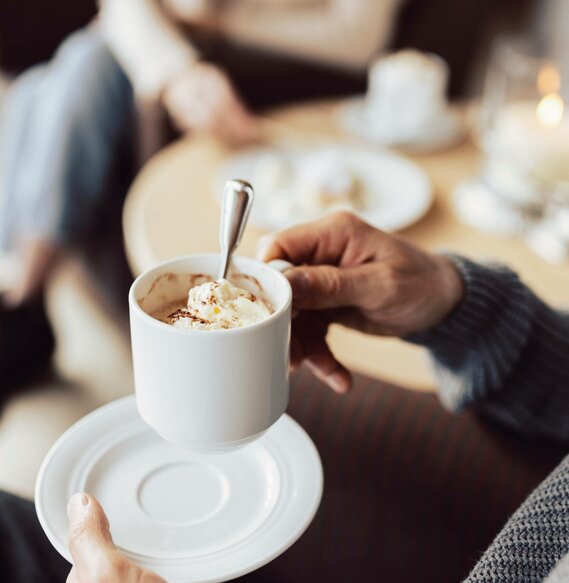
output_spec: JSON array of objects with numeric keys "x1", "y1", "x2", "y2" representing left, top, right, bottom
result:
[
  {"x1": 67, "y1": 492, "x2": 89, "y2": 519},
  {"x1": 328, "y1": 372, "x2": 349, "y2": 394},
  {"x1": 287, "y1": 270, "x2": 309, "y2": 301}
]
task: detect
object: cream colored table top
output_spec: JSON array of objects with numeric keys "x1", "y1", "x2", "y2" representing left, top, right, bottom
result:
[{"x1": 123, "y1": 99, "x2": 569, "y2": 391}]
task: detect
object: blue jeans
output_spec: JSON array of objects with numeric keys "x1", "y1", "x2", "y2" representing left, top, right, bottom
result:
[{"x1": 0, "y1": 26, "x2": 136, "y2": 254}]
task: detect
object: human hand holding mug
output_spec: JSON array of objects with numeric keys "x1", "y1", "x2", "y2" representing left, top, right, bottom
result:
[{"x1": 258, "y1": 212, "x2": 464, "y2": 393}]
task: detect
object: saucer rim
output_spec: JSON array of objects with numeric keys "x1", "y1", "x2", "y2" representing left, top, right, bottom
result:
[
  {"x1": 338, "y1": 95, "x2": 465, "y2": 153},
  {"x1": 35, "y1": 396, "x2": 324, "y2": 583}
]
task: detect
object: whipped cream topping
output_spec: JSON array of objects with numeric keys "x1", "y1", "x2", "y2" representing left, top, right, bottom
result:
[{"x1": 167, "y1": 279, "x2": 272, "y2": 330}]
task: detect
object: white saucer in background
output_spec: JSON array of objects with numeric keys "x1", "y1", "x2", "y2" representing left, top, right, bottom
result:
[
  {"x1": 338, "y1": 96, "x2": 465, "y2": 154},
  {"x1": 35, "y1": 397, "x2": 323, "y2": 583},
  {"x1": 215, "y1": 143, "x2": 433, "y2": 233}
]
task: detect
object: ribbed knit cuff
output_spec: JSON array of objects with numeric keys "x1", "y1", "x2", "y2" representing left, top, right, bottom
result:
[{"x1": 408, "y1": 255, "x2": 536, "y2": 410}]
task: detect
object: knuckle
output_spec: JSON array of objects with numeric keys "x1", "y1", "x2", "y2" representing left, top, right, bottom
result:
[
  {"x1": 327, "y1": 210, "x2": 357, "y2": 226},
  {"x1": 301, "y1": 267, "x2": 319, "y2": 291},
  {"x1": 67, "y1": 520, "x2": 90, "y2": 553},
  {"x1": 328, "y1": 269, "x2": 344, "y2": 296},
  {"x1": 95, "y1": 557, "x2": 131, "y2": 583},
  {"x1": 327, "y1": 211, "x2": 373, "y2": 240},
  {"x1": 379, "y1": 263, "x2": 402, "y2": 304},
  {"x1": 96, "y1": 569, "x2": 118, "y2": 583},
  {"x1": 139, "y1": 569, "x2": 167, "y2": 582},
  {"x1": 320, "y1": 267, "x2": 345, "y2": 298}
]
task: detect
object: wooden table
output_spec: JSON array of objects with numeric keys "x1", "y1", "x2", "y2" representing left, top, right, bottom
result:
[{"x1": 123, "y1": 99, "x2": 569, "y2": 390}]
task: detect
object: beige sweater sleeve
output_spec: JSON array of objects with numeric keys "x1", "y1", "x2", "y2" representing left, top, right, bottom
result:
[
  {"x1": 99, "y1": 0, "x2": 199, "y2": 99},
  {"x1": 219, "y1": 0, "x2": 405, "y2": 70},
  {"x1": 99, "y1": 0, "x2": 404, "y2": 99}
]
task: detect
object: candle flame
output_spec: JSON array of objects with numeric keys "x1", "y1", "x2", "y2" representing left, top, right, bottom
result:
[
  {"x1": 536, "y1": 93, "x2": 564, "y2": 127},
  {"x1": 537, "y1": 64, "x2": 561, "y2": 95}
]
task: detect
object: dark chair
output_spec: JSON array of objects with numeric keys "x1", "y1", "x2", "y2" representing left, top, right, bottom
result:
[
  {"x1": 0, "y1": 0, "x2": 96, "y2": 73},
  {"x1": 238, "y1": 367, "x2": 566, "y2": 583}
]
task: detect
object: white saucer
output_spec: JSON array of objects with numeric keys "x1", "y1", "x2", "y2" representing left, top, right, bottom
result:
[
  {"x1": 338, "y1": 96, "x2": 465, "y2": 154},
  {"x1": 215, "y1": 143, "x2": 432, "y2": 232},
  {"x1": 35, "y1": 397, "x2": 323, "y2": 583}
]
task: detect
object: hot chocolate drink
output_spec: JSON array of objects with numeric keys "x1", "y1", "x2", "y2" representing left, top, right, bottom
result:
[{"x1": 152, "y1": 277, "x2": 273, "y2": 331}]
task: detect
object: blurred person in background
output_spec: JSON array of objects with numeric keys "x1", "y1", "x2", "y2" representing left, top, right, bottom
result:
[
  {"x1": 0, "y1": 0, "x2": 405, "y2": 394},
  {"x1": 0, "y1": 0, "x2": 530, "y2": 392}
]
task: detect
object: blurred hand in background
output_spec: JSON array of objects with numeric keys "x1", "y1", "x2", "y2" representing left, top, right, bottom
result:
[{"x1": 162, "y1": 62, "x2": 260, "y2": 146}]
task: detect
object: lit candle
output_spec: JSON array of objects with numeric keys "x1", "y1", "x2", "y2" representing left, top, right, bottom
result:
[
  {"x1": 496, "y1": 94, "x2": 569, "y2": 180},
  {"x1": 485, "y1": 91, "x2": 569, "y2": 205}
]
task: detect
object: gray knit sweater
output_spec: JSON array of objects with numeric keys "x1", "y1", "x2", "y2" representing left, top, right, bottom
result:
[{"x1": 411, "y1": 256, "x2": 569, "y2": 583}]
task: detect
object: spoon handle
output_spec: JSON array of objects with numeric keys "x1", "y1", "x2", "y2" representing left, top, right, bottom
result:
[{"x1": 218, "y1": 179, "x2": 254, "y2": 280}]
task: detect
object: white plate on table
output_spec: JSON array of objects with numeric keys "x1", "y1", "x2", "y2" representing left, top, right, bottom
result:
[
  {"x1": 35, "y1": 396, "x2": 323, "y2": 583},
  {"x1": 214, "y1": 143, "x2": 433, "y2": 233},
  {"x1": 338, "y1": 96, "x2": 465, "y2": 154}
]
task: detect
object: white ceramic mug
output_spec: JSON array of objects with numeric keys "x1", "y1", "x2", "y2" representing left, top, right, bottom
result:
[
  {"x1": 366, "y1": 50, "x2": 449, "y2": 137},
  {"x1": 129, "y1": 254, "x2": 292, "y2": 453}
]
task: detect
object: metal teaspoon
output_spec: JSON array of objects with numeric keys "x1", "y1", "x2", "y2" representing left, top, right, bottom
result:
[{"x1": 218, "y1": 179, "x2": 254, "y2": 280}]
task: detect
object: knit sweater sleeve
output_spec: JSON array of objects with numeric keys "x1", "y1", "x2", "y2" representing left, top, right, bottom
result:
[
  {"x1": 465, "y1": 454, "x2": 569, "y2": 583},
  {"x1": 408, "y1": 255, "x2": 569, "y2": 444}
]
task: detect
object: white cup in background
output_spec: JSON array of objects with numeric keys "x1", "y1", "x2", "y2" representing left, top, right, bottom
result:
[
  {"x1": 129, "y1": 254, "x2": 292, "y2": 453},
  {"x1": 366, "y1": 50, "x2": 449, "y2": 138}
]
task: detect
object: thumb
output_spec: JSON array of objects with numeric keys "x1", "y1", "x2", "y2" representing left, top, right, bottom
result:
[
  {"x1": 286, "y1": 265, "x2": 371, "y2": 310},
  {"x1": 67, "y1": 493, "x2": 115, "y2": 573}
]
